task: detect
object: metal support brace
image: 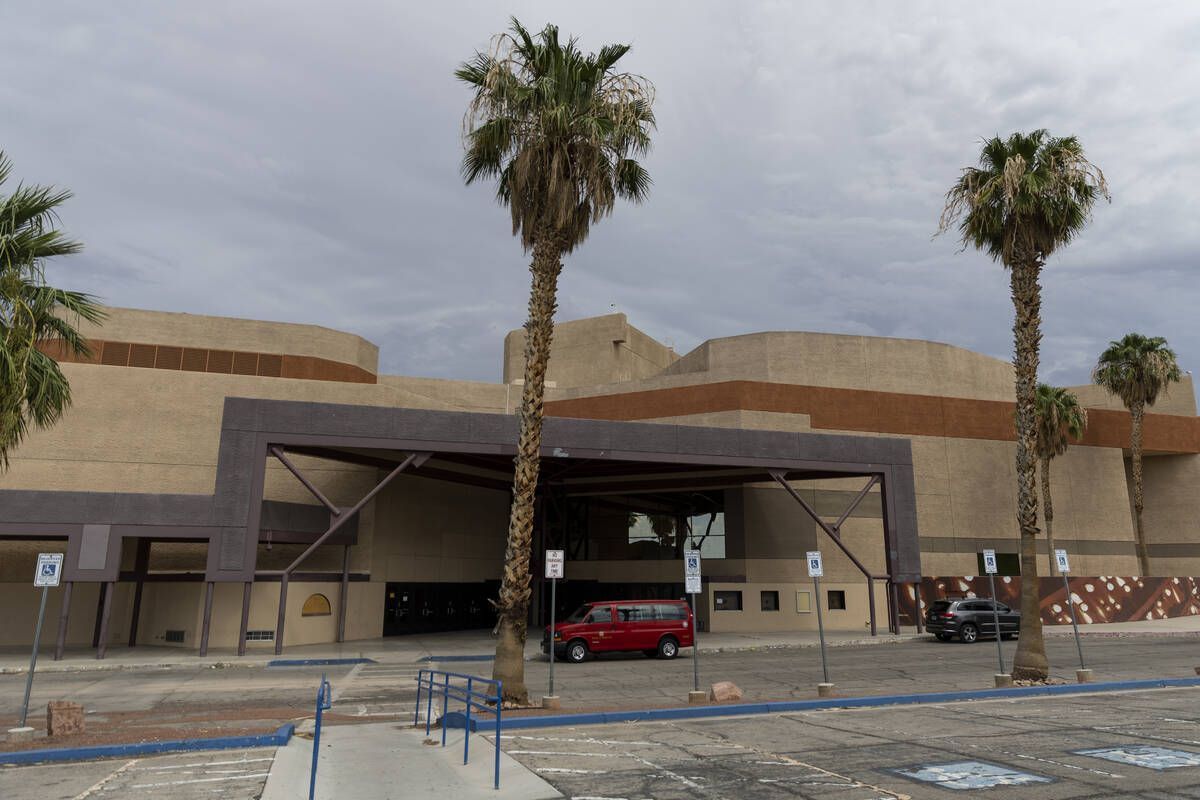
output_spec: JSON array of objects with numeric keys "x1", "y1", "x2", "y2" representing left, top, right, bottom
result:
[
  {"x1": 269, "y1": 445, "x2": 341, "y2": 516},
  {"x1": 769, "y1": 469, "x2": 889, "y2": 636},
  {"x1": 264, "y1": 450, "x2": 431, "y2": 653},
  {"x1": 829, "y1": 475, "x2": 880, "y2": 536}
]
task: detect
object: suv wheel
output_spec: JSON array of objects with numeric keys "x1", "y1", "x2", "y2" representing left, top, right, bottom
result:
[
  {"x1": 566, "y1": 640, "x2": 589, "y2": 663},
  {"x1": 958, "y1": 623, "x2": 978, "y2": 644},
  {"x1": 657, "y1": 636, "x2": 679, "y2": 659}
]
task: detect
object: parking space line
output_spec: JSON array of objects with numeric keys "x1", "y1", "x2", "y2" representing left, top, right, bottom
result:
[
  {"x1": 129, "y1": 772, "x2": 271, "y2": 788},
  {"x1": 133, "y1": 756, "x2": 275, "y2": 771},
  {"x1": 70, "y1": 759, "x2": 138, "y2": 799}
]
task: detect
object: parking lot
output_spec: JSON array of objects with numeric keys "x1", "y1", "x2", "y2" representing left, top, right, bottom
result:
[{"x1": 500, "y1": 687, "x2": 1200, "y2": 798}]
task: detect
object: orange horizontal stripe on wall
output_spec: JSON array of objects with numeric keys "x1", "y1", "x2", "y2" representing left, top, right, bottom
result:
[
  {"x1": 36, "y1": 339, "x2": 377, "y2": 385},
  {"x1": 544, "y1": 380, "x2": 1200, "y2": 454}
]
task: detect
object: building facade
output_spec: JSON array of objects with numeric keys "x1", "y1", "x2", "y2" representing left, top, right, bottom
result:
[{"x1": 1, "y1": 307, "x2": 1197, "y2": 653}]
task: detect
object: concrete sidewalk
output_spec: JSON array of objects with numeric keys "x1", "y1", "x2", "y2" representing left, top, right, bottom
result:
[
  {"x1": 2, "y1": 614, "x2": 1198, "y2": 674},
  {"x1": 261, "y1": 723, "x2": 561, "y2": 800}
]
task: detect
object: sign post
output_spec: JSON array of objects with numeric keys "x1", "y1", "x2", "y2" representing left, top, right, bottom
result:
[
  {"x1": 807, "y1": 551, "x2": 830, "y2": 686},
  {"x1": 1056, "y1": 549, "x2": 1087, "y2": 671},
  {"x1": 20, "y1": 553, "x2": 62, "y2": 728},
  {"x1": 684, "y1": 550, "x2": 702, "y2": 693},
  {"x1": 545, "y1": 550, "x2": 564, "y2": 701},
  {"x1": 982, "y1": 549, "x2": 1005, "y2": 675}
]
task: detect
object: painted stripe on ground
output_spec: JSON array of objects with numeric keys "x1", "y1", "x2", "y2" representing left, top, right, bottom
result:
[{"x1": 498, "y1": 677, "x2": 1200, "y2": 730}]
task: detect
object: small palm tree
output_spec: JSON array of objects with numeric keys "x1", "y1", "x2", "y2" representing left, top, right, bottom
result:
[
  {"x1": 1093, "y1": 333, "x2": 1182, "y2": 576},
  {"x1": 1033, "y1": 384, "x2": 1087, "y2": 576},
  {"x1": 938, "y1": 130, "x2": 1107, "y2": 680},
  {"x1": 0, "y1": 151, "x2": 103, "y2": 469},
  {"x1": 457, "y1": 19, "x2": 654, "y2": 703}
]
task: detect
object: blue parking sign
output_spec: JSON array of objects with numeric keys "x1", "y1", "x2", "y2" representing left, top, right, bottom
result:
[{"x1": 34, "y1": 553, "x2": 63, "y2": 587}]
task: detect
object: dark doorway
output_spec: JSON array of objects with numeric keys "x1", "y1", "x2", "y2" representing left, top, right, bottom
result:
[{"x1": 383, "y1": 580, "x2": 498, "y2": 636}]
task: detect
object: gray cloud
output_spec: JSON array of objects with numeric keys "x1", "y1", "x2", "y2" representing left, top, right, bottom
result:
[{"x1": 4, "y1": 1, "x2": 1198, "y2": 399}]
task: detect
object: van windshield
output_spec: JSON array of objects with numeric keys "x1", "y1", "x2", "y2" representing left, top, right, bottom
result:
[{"x1": 564, "y1": 604, "x2": 592, "y2": 623}]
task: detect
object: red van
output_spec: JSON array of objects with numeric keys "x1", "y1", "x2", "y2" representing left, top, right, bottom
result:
[{"x1": 542, "y1": 599, "x2": 695, "y2": 663}]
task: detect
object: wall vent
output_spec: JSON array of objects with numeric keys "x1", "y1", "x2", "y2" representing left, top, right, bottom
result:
[
  {"x1": 245, "y1": 630, "x2": 275, "y2": 642},
  {"x1": 164, "y1": 630, "x2": 185, "y2": 643}
]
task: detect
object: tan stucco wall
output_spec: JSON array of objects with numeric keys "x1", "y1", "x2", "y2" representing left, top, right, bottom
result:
[
  {"x1": 371, "y1": 476, "x2": 509, "y2": 583},
  {"x1": 704, "y1": 580, "x2": 889, "y2": 633},
  {"x1": 504, "y1": 313, "x2": 679, "y2": 389}
]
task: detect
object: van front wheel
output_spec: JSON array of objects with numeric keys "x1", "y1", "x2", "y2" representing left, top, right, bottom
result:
[
  {"x1": 657, "y1": 636, "x2": 679, "y2": 659},
  {"x1": 566, "y1": 640, "x2": 589, "y2": 663}
]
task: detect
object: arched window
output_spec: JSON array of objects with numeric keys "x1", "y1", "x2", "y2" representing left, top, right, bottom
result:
[{"x1": 302, "y1": 593, "x2": 332, "y2": 617}]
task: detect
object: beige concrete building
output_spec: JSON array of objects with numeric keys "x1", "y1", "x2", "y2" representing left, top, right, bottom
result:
[{"x1": 2, "y1": 307, "x2": 1197, "y2": 654}]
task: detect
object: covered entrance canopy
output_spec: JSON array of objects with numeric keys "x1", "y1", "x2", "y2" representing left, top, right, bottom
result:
[{"x1": 235, "y1": 398, "x2": 921, "y2": 654}]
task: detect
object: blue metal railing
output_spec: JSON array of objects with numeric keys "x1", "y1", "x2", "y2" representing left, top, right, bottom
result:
[
  {"x1": 415, "y1": 669, "x2": 503, "y2": 790},
  {"x1": 309, "y1": 672, "x2": 332, "y2": 800}
]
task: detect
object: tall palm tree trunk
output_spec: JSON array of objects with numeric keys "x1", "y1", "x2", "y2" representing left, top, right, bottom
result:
[
  {"x1": 1040, "y1": 454, "x2": 1057, "y2": 577},
  {"x1": 1009, "y1": 257, "x2": 1048, "y2": 680},
  {"x1": 493, "y1": 226, "x2": 563, "y2": 705},
  {"x1": 1129, "y1": 400, "x2": 1150, "y2": 576}
]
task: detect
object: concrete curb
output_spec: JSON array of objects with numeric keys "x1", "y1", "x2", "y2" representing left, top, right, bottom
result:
[
  {"x1": 0, "y1": 723, "x2": 295, "y2": 766},
  {"x1": 498, "y1": 676, "x2": 1200, "y2": 730},
  {"x1": 267, "y1": 658, "x2": 376, "y2": 667}
]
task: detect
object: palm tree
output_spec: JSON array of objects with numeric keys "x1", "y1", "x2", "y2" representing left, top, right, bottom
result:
[
  {"x1": 1033, "y1": 384, "x2": 1087, "y2": 576},
  {"x1": 1, "y1": 151, "x2": 103, "y2": 469},
  {"x1": 938, "y1": 130, "x2": 1107, "y2": 680},
  {"x1": 457, "y1": 19, "x2": 654, "y2": 703},
  {"x1": 1093, "y1": 333, "x2": 1182, "y2": 576}
]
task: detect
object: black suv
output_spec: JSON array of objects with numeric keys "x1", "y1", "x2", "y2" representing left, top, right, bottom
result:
[{"x1": 925, "y1": 597, "x2": 1019, "y2": 643}]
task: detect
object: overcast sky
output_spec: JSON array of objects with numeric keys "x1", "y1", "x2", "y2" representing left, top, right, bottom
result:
[{"x1": 5, "y1": 2, "x2": 1199, "y2": 394}]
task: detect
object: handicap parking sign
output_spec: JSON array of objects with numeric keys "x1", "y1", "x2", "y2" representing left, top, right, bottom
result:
[{"x1": 34, "y1": 553, "x2": 63, "y2": 587}]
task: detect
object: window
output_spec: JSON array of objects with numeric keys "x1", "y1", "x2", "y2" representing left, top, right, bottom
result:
[
  {"x1": 714, "y1": 590, "x2": 742, "y2": 611},
  {"x1": 587, "y1": 605, "x2": 612, "y2": 624},
  {"x1": 976, "y1": 551, "x2": 1020, "y2": 576},
  {"x1": 245, "y1": 630, "x2": 275, "y2": 641},
  {"x1": 302, "y1": 593, "x2": 332, "y2": 617},
  {"x1": 618, "y1": 604, "x2": 654, "y2": 622},
  {"x1": 656, "y1": 603, "x2": 688, "y2": 620},
  {"x1": 827, "y1": 590, "x2": 846, "y2": 610},
  {"x1": 760, "y1": 591, "x2": 779, "y2": 612},
  {"x1": 796, "y1": 591, "x2": 812, "y2": 613}
]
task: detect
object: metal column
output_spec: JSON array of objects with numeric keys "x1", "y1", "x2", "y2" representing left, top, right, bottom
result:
[
  {"x1": 95, "y1": 582, "x2": 114, "y2": 659},
  {"x1": 54, "y1": 581, "x2": 73, "y2": 661},
  {"x1": 198, "y1": 581, "x2": 215, "y2": 657}
]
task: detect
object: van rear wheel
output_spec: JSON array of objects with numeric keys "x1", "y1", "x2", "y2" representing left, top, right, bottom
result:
[
  {"x1": 566, "y1": 640, "x2": 589, "y2": 663},
  {"x1": 657, "y1": 636, "x2": 679, "y2": 659}
]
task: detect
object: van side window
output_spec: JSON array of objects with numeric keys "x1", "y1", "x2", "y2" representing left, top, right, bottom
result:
[
  {"x1": 656, "y1": 603, "x2": 687, "y2": 620},
  {"x1": 618, "y1": 605, "x2": 652, "y2": 622},
  {"x1": 588, "y1": 605, "x2": 612, "y2": 623}
]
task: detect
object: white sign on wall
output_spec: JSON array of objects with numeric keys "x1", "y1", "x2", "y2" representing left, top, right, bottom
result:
[
  {"x1": 806, "y1": 551, "x2": 823, "y2": 578},
  {"x1": 545, "y1": 549, "x2": 564, "y2": 579},
  {"x1": 982, "y1": 549, "x2": 998, "y2": 575},
  {"x1": 1055, "y1": 549, "x2": 1071, "y2": 574},
  {"x1": 34, "y1": 553, "x2": 63, "y2": 587}
]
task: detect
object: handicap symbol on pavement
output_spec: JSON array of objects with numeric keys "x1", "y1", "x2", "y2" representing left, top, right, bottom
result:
[{"x1": 892, "y1": 760, "x2": 1052, "y2": 790}]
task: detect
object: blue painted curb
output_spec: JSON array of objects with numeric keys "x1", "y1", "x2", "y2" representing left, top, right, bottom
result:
[
  {"x1": 419, "y1": 655, "x2": 494, "y2": 662},
  {"x1": 0, "y1": 723, "x2": 295, "y2": 766},
  {"x1": 498, "y1": 677, "x2": 1200, "y2": 730},
  {"x1": 266, "y1": 658, "x2": 376, "y2": 667},
  {"x1": 440, "y1": 711, "x2": 480, "y2": 731}
]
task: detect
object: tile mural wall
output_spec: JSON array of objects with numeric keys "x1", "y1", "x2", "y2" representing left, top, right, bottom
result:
[{"x1": 899, "y1": 577, "x2": 1200, "y2": 626}]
